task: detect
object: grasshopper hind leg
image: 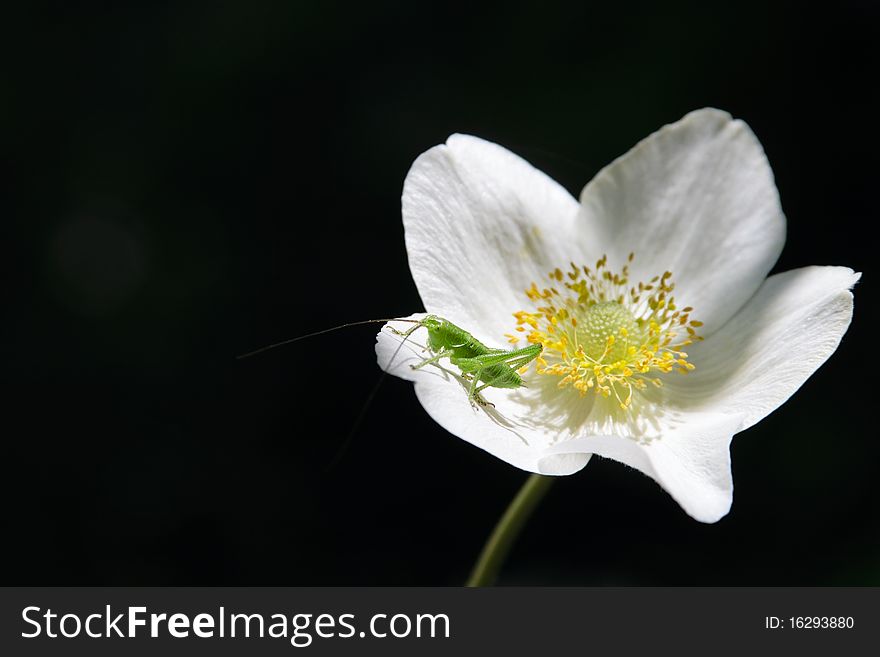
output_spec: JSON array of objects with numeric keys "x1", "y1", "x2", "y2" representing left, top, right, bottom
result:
[
  {"x1": 464, "y1": 371, "x2": 496, "y2": 409},
  {"x1": 472, "y1": 392, "x2": 495, "y2": 409},
  {"x1": 410, "y1": 351, "x2": 494, "y2": 407}
]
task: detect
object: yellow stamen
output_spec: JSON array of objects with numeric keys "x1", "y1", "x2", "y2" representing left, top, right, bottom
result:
[{"x1": 511, "y1": 253, "x2": 702, "y2": 409}]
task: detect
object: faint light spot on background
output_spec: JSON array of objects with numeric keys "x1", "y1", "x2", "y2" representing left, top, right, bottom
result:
[{"x1": 49, "y1": 214, "x2": 148, "y2": 316}]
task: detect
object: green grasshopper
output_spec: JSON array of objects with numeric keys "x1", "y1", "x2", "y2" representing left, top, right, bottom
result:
[
  {"x1": 388, "y1": 315, "x2": 543, "y2": 407},
  {"x1": 238, "y1": 315, "x2": 543, "y2": 407}
]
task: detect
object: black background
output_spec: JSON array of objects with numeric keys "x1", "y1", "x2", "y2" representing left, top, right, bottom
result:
[{"x1": 4, "y1": 1, "x2": 877, "y2": 584}]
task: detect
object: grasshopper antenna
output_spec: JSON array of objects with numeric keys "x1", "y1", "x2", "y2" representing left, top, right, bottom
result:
[
  {"x1": 322, "y1": 325, "x2": 419, "y2": 474},
  {"x1": 236, "y1": 318, "x2": 421, "y2": 359}
]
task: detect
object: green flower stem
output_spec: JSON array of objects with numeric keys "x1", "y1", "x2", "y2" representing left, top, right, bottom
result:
[{"x1": 466, "y1": 473, "x2": 555, "y2": 587}]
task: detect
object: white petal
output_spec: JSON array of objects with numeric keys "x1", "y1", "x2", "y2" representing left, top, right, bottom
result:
[
  {"x1": 402, "y1": 134, "x2": 580, "y2": 343},
  {"x1": 665, "y1": 266, "x2": 859, "y2": 429},
  {"x1": 375, "y1": 317, "x2": 591, "y2": 475},
  {"x1": 542, "y1": 412, "x2": 744, "y2": 523},
  {"x1": 575, "y1": 108, "x2": 786, "y2": 335}
]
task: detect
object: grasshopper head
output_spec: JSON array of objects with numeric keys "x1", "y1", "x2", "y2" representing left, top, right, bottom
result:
[
  {"x1": 420, "y1": 315, "x2": 443, "y2": 331},
  {"x1": 419, "y1": 315, "x2": 446, "y2": 352}
]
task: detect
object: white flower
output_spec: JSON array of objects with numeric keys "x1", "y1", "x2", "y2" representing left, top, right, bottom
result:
[{"x1": 376, "y1": 109, "x2": 858, "y2": 523}]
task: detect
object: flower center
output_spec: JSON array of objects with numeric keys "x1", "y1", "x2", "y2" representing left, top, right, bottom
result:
[
  {"x1": 577, "y1": 301, "x2": 641, "y2": 362},
  {"x1": 508, "y1": 254, "x2": 703, "y2": 410}
]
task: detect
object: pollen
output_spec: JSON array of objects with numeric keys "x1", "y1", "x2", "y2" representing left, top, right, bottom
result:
[{"x1": 511, "y1": 253, "x2": 702, "y2": 411}]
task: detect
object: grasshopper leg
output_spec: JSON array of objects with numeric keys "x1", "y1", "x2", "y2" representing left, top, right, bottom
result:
[
  {"x1": 388, "y1": 321, "x2": 426, "y2": 339},
  {"x1": 465, "y1": 368, "x2": 496, "y2": 408},
  {"x1": 410, "y1": 349, "x2": 454, "y2": 371},
  {"x1": 473, "y1": 393, "x2": 494, "y2": 409}
]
